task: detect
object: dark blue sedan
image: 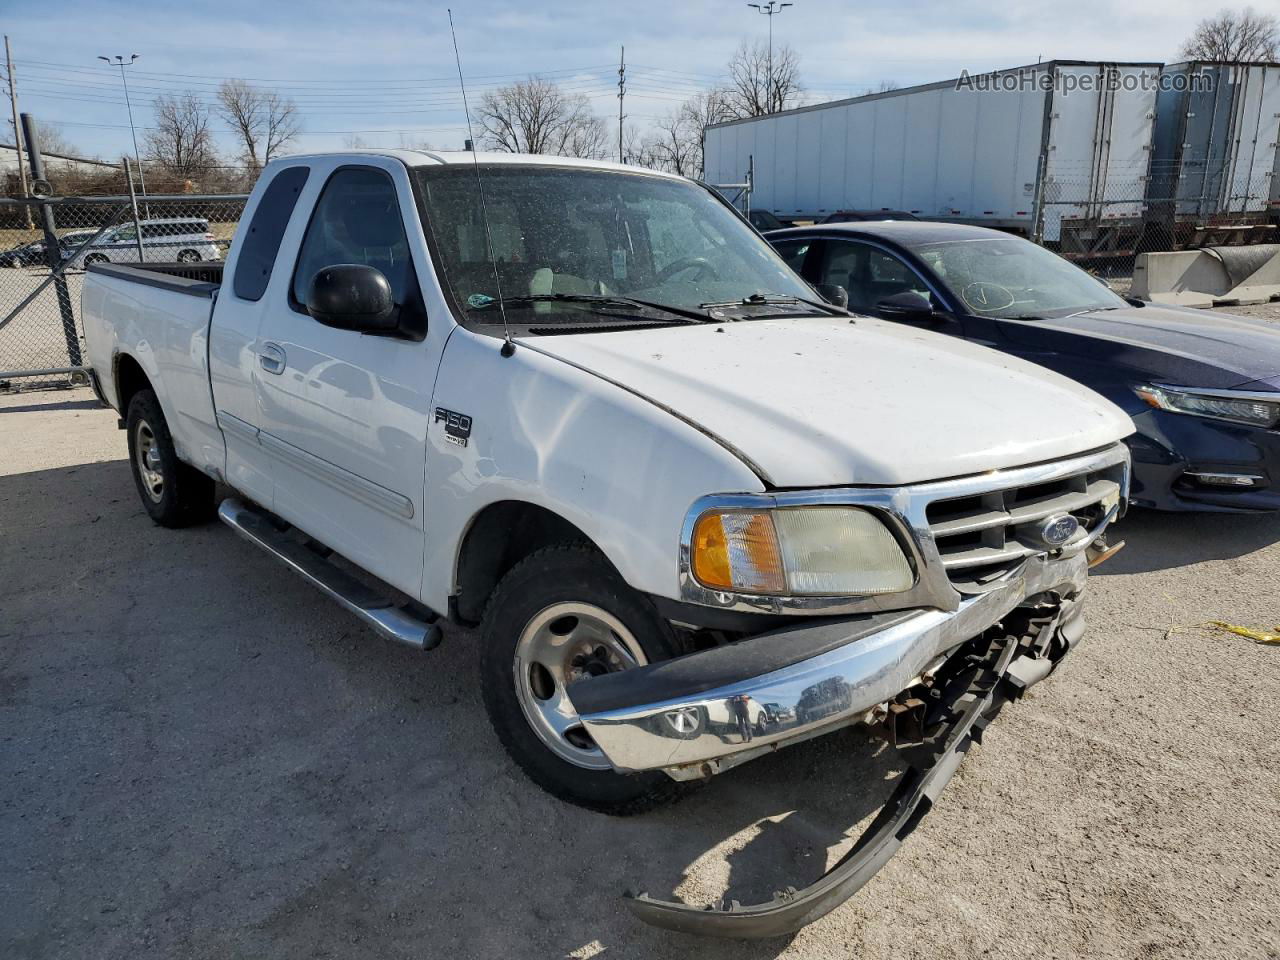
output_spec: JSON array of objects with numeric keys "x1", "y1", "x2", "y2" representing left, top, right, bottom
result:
[{"x1": 768, "y1": 222, "x2": 1280, "y2": 513}]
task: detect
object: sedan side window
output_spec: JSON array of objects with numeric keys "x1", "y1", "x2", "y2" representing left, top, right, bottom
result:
[
  {"x1": 771, "y1": 240, "x2": 811, "y2": 274},
  {"x1": 292, "y1": 167, "x2": 416, "y2": 311},
  {"x1": 818, "y1": 241, "x2": 932, "y2": 313}
]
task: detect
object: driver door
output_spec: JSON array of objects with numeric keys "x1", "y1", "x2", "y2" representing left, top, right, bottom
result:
[{"x1": 252, "y1": 159, "x2": 433, "y2": 598}]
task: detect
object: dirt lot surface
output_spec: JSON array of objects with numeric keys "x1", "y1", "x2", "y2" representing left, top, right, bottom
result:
[{"x1": 2, "y1": 384, "x2": 1279, "y2": 960}]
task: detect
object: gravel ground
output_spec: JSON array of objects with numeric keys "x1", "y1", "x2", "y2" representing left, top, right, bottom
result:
[{"x1": 2, "y1": 384, "x2": 1279, "y2": 960}]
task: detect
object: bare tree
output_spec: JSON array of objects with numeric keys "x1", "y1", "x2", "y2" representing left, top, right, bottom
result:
[
  {"x1": 145, "y1": 93, "x2": 218, "y2": 179},
  {"x1": 216, "y1": 79, "x2": 300, "y2": 171},
  {"x1": 725, "y1": 40, "x2": 803, "y2": 118},
  {"x1": 861, "y1": 80, "x2": 901, "y2": 96},
  {"x1": 640, "y1": 89, "x2": 734, "y2": 178},
  {"x1": 1181, "y1": 7, "x2": 1279, "y2": 60},
  {"x1": 476, "y1": 76, "x2": 609, "y2": 158}
]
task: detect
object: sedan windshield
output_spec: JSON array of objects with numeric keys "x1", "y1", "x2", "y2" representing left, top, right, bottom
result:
[
  {"x1": 413, "y1": 165, "x2": 817, "y2": 327},
  {"x1": 908, "y1": 235, "x2": 1127, "y2": 319}
]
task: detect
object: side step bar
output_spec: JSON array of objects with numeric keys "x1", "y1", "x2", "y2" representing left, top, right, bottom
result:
[{"x1": 218, "y1": 498, "x2": 442, "y2": 650}]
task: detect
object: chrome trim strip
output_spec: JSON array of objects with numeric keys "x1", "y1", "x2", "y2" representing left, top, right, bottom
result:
[
  {"x1": 580, "y1": 549, "x2": 1090, "y2": 774},
  {"x1": 677, "y1": 442, "x2": 1130, "y2": 617},
  {"x1": 256, "y1": 429, "x2": 415, "y2": 520}
]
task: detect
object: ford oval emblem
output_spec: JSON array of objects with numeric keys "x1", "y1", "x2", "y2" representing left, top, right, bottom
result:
[{"x1": 1040, "y1": 513, "x2": 1080, "y2": 547}]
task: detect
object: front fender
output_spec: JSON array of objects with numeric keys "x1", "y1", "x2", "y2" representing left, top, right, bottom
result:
[{"x1": 421, "y1": 329, "x2": 765, "y2": 612}]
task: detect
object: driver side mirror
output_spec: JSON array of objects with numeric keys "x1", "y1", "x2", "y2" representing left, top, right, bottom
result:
[
  {"x1": 305, "y1": 264, "x2": 400, "y2": 333},
  {"x1": 876, "y1": 290, "x2": 936, "y2": 321},
  {"x1": 815, "y1": 283, "x2": 849, "y2": 309}
]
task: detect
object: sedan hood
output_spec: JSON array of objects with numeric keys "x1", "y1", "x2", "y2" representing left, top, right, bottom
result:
[
  {"x1": 1004, "y1": 305, "x2": 1280, "y2": 388},
  {"x1": 525, "y1": 317, "x2": 1132, "y2": 487}
]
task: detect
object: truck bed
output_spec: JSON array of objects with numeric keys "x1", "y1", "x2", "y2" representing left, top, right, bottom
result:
[{"x1": 87, "y1": 261, "x2": 224, "y2": 296}]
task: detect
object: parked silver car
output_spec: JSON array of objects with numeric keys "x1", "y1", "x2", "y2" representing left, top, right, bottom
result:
[{"x1": 63, "y1": 218, "x2": 221, "y2": 266}]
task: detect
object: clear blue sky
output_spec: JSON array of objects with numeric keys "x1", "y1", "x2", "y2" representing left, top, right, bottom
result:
[{"x1": 3, "y1": 0, "x2": 1210, "y2": 161}]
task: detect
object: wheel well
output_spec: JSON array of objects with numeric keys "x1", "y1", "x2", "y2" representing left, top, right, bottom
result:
[
  {"x1": 113, "y1": 354, "x2": 151, "y2": 414},
  {"x1": 453, "y1": 501, "x2": 595, "y2": 625}
]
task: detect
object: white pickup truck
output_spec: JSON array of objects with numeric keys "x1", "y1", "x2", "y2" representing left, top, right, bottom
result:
[{"x1": 83, "y1": 150, "x2": 1132, "y2": 936}]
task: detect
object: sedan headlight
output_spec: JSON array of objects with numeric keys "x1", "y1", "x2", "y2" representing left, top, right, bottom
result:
[
  {"x1": 690, "y1": 506, "x2": 914, "y2": 596},
  {"x1": 1133, "y1": 384, "x2": 1280, "y2": 428}
]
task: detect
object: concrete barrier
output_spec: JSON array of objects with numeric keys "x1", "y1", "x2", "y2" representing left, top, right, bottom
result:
[{"x1": 1132, "y1": 244, "x2": 1280, "y2": 307}]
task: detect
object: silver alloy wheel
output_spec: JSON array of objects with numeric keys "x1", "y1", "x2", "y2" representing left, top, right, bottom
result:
[
  {"x1": 134, "y1": 420, "x2": 165, "y2": 503},
  {"x1": 513, "y1": 601, "x2": 648, "y2": 770}
]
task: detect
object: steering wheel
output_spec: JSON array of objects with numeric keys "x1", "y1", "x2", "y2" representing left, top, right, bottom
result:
[
  {"x1": 657, "y1": 256, "x2": 720, "y2": 283},
  {"x1": 960, "y1": 281, "x2": 1016, "y2": 313}
]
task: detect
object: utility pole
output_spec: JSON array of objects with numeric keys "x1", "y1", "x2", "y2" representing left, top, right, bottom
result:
[
  {"x1": 747, "y1": 2, "x2": 792, "y2": 112},
  {"x1": 4, "y1": 36, "x2": 33, "y2": 228},
  {"x1": 98, "y1": 54, "x2": 148, "y2": 211},
  {"x1": 617, "y1": 45, "x2": 626, "y2": 163}
]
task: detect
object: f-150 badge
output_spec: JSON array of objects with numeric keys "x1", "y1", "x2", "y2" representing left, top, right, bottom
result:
[{"x1": 434, "y1": 407, "x2": 472, "y2": 447}]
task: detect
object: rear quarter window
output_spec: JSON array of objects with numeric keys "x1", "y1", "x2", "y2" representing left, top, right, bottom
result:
[{"x1": 233, "y1": 166, "x2": 311, "y2": 302}]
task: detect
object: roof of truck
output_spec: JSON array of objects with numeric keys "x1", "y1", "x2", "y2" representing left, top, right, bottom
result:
[{"x1": 271, "y1": 148, "x2": 688, "y2": 181}]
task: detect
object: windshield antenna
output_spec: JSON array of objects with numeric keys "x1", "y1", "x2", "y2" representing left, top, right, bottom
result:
[{"x1": 447, "y1": 8, "x2": 515, "y2": 357}]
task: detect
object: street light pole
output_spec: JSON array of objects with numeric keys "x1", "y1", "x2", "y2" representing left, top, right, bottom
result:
[
  {"x1": 747, "y1": 2, "x2": 792, "y2": 113},
  {"x1": 98, "y1": 54, "x2": 148, "y2": 207}
]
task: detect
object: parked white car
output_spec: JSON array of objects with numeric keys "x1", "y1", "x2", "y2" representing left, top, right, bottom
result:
[
  {"x1": 81, "y1": 150, "x2": 1132, "y2": 937},
  {"x1": 64, "y1": 218, "x2": 221, "y2": 266}
]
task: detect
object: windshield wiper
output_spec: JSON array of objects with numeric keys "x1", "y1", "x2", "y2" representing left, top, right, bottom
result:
[
  {"x1": 470, "y1": 293, "x2": 711, "y2": 324},
  {"x1": 699, "y1": 292, "x2": 847, "y2": 316}
]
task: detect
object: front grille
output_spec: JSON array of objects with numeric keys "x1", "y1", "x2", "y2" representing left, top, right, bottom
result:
[{"x1": 925, "y1": 461, "x2": 1125, "y2": 591}]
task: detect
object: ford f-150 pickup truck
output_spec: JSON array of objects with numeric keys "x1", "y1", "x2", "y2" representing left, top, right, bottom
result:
[{"x1": 83, "y1": 150, "x2": 1132, "y2": 937}]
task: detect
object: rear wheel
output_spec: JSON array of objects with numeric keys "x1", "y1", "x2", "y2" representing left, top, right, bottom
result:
[
  {"x1": 84, "y1": 253, "x2": 108, "y2": 266},
  {"x1": 125, "y1": 389, "x2": 215, "y2": 527},
  {"x1": 480, "y1": 543, "x2": 686, "y2": 814},
  {"x1": 177, "y1": 249, "x2": 201, "y2": 263}
]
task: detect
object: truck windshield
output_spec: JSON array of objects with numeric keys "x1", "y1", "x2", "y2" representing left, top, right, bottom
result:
[
  {"x1": 909, "y1": 236, "x2": 1128, "y2": 319},
  {"x1": 413, "y1": 165, "x2": 817, "y2": 326}
]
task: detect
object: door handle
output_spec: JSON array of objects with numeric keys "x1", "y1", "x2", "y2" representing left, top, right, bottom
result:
[{"x1": 259, "y1": 342, "x2": 286, "y2": 375}]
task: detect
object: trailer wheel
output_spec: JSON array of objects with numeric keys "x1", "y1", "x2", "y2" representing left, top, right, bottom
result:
[
  {"x1": 479, "y1": 542, "x2": 688, "y2": 815},
  {"x1": 125, "y1": 389, "x2": 215, "y2": 527}
]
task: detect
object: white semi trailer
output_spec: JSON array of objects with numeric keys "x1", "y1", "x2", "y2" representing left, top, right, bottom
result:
[
  {"x1": 705, "y1": 60, "x2": 1162, "y2": 258},
  {"x1": 1148, "y1": 61, "x2": 1280, "y2": 247}
]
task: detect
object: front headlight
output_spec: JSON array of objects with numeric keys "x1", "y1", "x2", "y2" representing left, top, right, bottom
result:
[
  {"x1": 1134, "y1": 384, "x2": 1280, "y2": 428},
  {"x1": 690, "y1": 506, "x2": 914, "y2": 596}
]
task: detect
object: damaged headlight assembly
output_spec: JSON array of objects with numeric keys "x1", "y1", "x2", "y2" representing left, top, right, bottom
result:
[{"x1": 689, "y1": 505, "x2": 915, "y2": 597}]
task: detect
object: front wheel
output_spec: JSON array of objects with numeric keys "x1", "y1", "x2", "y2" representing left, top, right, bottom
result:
[
  {"x1": 480, "y1": 543, "x2": 687, "y2": 815},
  {"x1": 176, "y1": 250, "x2": 201, "y2": 263}
]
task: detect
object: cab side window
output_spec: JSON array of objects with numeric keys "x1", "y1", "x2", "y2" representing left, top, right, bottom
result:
[
  {"x1": 292, "y1": 167, "x2": 416, "y2": 310},
  {"x1": 233, "y1": 165, "x2": 310, "y2": 302}
]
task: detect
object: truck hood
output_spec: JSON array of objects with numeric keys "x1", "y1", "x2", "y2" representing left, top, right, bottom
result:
[
  {"x1": 524, "y1": 317, "x2": 1132, "y2": 487},
  {"x1": 1001, "y1": 304, "x2": 1280, "y2": 388}
]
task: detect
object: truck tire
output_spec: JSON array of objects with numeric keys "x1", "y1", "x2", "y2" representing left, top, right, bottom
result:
[
  {"x1": 125, "y1": 389, "x2": 215, "y2": 527},
  {"x1": 480, "y1": 543, "x2": 687, "y2": 815}
]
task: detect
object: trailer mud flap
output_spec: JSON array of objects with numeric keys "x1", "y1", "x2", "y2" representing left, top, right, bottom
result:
[{"x1": 624, "y1": 607, "x2": 1073, "y2": 939}]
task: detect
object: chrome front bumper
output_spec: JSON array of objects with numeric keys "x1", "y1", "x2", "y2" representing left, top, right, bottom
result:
[{"x1": 571, "y1": 550, "x2": 1090, "y2": 777}]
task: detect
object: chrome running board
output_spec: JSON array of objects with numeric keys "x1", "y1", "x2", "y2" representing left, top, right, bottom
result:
[{"x1": 218, "y1": 497, "x2": 442, "y2": 650}]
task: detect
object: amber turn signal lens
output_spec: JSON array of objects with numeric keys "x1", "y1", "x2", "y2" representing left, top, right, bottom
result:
[{"x1": 690, "y1": 510, "x2": 786, "y2": 594}]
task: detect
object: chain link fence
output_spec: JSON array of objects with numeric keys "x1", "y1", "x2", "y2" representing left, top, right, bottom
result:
[
  {"x1": 0, "y1": 193, "x2": 247, "y2": 388},
  {"x1": 1037, "y1": 170, "x2": 1278, "y2": 285}
]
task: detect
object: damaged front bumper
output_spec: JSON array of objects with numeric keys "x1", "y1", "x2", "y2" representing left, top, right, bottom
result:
[
  {"x1": 623, "y1": 601, "x2": 1077, "y2": 938},
  {"x1": 568, "y1": 550, "x2": 1090, "y2": 779}
]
